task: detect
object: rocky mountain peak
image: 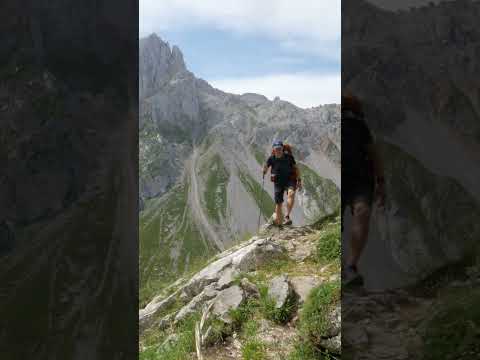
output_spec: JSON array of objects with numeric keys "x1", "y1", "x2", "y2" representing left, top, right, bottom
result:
[
  {"x1": 139, "y1": 34, "x2": 187, "y2": 100},
  {"x1": 171, "y1": 45, "x2": 186, "y2": 69}
]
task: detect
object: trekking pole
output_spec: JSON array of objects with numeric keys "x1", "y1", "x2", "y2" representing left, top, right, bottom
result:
[{"x1": 257, "y1": 174, "x2": 265, "y2": 233}]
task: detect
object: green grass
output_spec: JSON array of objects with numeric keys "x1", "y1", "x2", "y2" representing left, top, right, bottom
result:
[
  {"x1": 315, "y1": 222, "x2": 341, "y2": 263},
  {"x1": 256, "y1": 257, "x2": 299, "y2": 277},
  {"x1": 229, "y1": 298, "x2": 260, "y2": 330},
  {"x1": 423, "y1": 288, "x2": 480, "y2": 360},
  {"x1": 237, "y1": 167, "x2": 275, "y2": 219},
  {"x1": 240, "y1": 319, "x2": 268, "y2": 360},
  {"x1": 241, "y1": 339, "x2": 267, "y2": 360},
  {"x1": 300, "y1": 281, "x2": 340, "y2": 345},
  {"x1": 140, "y1": 313, "x2": 200, "y2": 360},
  {"x1": 242, "y1": 319, "x2": 260, "y2": 338},
  {"x1": 232, "y1": 256, "x2": 302, "y2": 288},
  {"x1": 288, "y1": 281, "x2": 341, "y2": 359},
  {"x1": 199, "y1": 154, "x2": 230, "y2": 223},
  {"x1": 139, "y1": 182, "x2": 215, "y2": 307},
  {"x1": 287, "y1": 341, "x2": 324, "y2": 360}
]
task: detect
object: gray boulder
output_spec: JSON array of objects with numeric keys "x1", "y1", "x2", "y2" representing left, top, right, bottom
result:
[
  {"x1": 240, "y1": 278, "x2": 260, "y2": 299},
  {"x1": 290, "y1": 276, "x2": 322, "y2": 304},
  {"x1": 174, "y1": 284, "x2": 218, "y2": 324},
  {"x1": 212, "y1": 285, "x2": 245, "y2": 324},
  {"x1": 268, "y1": 275, "x2": 295, "y2": 309},
  {"x1": 216, "y1": 268, "x2": 240, "y2": 290}
]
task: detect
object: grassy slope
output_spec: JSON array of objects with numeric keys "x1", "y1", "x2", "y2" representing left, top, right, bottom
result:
[
  {"x1": 251, "y1": 144, "x2": 267, "y2": 166},
  {"x1": 237, "y1": 167, "x2": 275, "y2": 219},
  {"x1": 139, "y1": 181, "x2": 215, "y2": 307},
  {"x1": 198, "y1": 153, "x2": 230, "y2": 224},
  {"x1": 298, "y1": 163, "x2": 340, "y2": 222}
]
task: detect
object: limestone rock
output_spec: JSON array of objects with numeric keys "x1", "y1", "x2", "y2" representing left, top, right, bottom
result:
[
  {"x1": 216, "y1": 268, "x2": 240, "y2": 290},
  {"x1": 181, "y1": 237, "x2": 285, "y2": 299},
  {"x1": 320, "y1": 334, "x2": 341, "y2": 355},
  {"x1": 290, "y1": 276, "x2": 322, "y2": 304},
  {"x1": 157, "y1": 313, "x2": 175, "y2": 331},
  {"x1": 240, "y1": 278, "x2": 260, "y2": 299},
  {"x1": 268, "y1": 275, "x2": 294, "y2": 309},
  {"x1": 324, "y1": 304, "x2": 341, "y2": 338},
  {"x1": 139, "y1": 291, "x2": 178, "y2": 331},
  {"x1": 174, "y1": 284, "x2": 218, "y2": 324},
  {"x1": 212, "y1": 285, "x2": 245, "y2": 324}
]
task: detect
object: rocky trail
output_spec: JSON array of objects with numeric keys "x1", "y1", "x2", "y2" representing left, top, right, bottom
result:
[
  {"x1": 139, "y1": 217, "x2": 342, "y2": 360},
  {"x1": 343, "y1": 262, "x2": 480, "y2": 360}
]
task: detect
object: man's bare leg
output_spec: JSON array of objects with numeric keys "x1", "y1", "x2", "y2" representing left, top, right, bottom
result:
[
  {"x1": 347, "y1": 201, "x2": 371, "y2": 268},
  {"x1": 286, "y1": 188, "x2": 295, "y2": 218},
  {"x1": 275, "y1": 203, "x2": 283, "y2": 226}
]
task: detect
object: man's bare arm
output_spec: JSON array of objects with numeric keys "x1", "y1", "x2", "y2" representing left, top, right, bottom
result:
[{"x1": 263, "y1": 164, "x2": 270, "y2": 176}]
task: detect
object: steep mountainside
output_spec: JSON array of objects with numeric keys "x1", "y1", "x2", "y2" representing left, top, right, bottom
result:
[
  {"x1": 343, "y1": 0, "x2": 480, "y2": 290},
  {"x1": 139, "y1": 34, "x2": 340, "y2": 303}
]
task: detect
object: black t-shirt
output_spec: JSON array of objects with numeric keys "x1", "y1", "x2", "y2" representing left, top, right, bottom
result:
[
  {"x1": 266, "y1": 153, "x2": 296, "y2": 183},
  {"x1": 342, "y1": 110, "x2": 374, "y2": 181}
]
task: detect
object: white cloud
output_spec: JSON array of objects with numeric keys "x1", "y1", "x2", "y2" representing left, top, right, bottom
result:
[
  {"x1": 139, "y1": 0, "x2": 340, "y2": 57},
  {"x1": 210, "y1": 73, "x2": 340, "y2": 108}
]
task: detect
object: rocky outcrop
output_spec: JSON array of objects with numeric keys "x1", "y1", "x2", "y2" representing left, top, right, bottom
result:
[
  {"x1": 139, "y1": 236, "x2": 286, "y2": 330},
  {"x1": 140, "y1": 221, "x2": 342, "y2": 359}
]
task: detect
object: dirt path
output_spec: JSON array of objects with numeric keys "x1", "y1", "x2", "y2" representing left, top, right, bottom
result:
[{"x1": 189, "y1": 147, "x2": 225, "y2": 251}]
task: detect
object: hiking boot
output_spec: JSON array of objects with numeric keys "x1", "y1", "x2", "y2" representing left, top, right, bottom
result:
[
  {"x1": 343, "y1": 265, "x2": 364, "y2": 287},
  {"x1": 283, "y1": 216, "x2": 292, "y2": 226}
]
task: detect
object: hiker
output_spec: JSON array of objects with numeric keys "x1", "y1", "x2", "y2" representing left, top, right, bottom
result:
[
  {"x1": 342, "y1": 94, "x2": 385, "y2": 286},
  {"x1": 263, "y1": 140, "x2": 302, "y2": 226}
]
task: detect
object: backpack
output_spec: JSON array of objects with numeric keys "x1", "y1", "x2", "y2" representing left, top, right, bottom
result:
[{"x1": 270, "y1": 144, "x2": 299, "y2": 183}]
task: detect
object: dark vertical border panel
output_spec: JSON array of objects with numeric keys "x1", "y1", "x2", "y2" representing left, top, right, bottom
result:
[
  {"x1": 0, "y1": 0, "x2": 138, "y2": 359},
  {"x1": 342, "y1": 1, "x2": 480, "y2": 359}
]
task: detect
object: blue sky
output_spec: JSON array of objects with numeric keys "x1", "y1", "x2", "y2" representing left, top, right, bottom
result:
[{"x1": 140, "y1": 0, "x2": 340, "y2": 108}]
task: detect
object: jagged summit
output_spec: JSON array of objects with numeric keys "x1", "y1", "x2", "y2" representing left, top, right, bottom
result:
[{"x1": 139, "y1": 33, "x2": 187, "y2": 100}]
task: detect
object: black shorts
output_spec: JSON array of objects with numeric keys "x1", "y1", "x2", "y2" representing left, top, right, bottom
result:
[
  {"x1": 341, "y1": 179, "x2": 374, "y2": 230},
  {"x1": 274, "y1": 180, "x2": 297, "y2": 204}
]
